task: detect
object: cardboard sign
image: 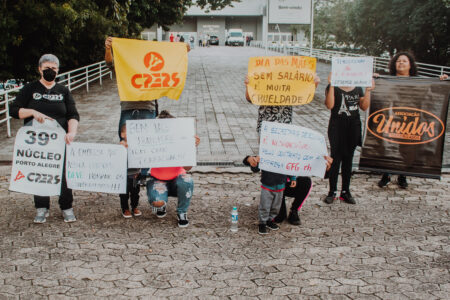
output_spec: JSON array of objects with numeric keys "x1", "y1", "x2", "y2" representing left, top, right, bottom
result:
[
  {"x1": 259, "y1": 121, "x2": 328, "y2": 178},
  {"x1": 247, "y1": 56, "x2": 317, "y2": 106},
  {"x1": 360, "y1": 77, "x2": 450, "y2": 178},
  {"x1": 66, "y1": 142, "x2": 127, "y2": 194},
  {"x1": 9, "y1": 120, "x2": 66, "y2": 196},
  {"x1": 331, "y1": 57, "x2": 373, "y2": 87},
  {"x1": 126, "y1": 118, "x2": 196, "y2": 168},
  {"x1": 112, "y1": 37, "x2": 188, "y2": 101}
]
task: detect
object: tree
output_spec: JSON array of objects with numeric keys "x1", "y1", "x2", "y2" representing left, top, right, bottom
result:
[
  {"x1": 302, "y1": 0, "x2": 354, "y2": 50},
  {"x1": 348, "y1": 0, "x2": 450, "y2": 65},
  {"x1": 0, "y1": 0, "x2": 238, "y2": 81}
]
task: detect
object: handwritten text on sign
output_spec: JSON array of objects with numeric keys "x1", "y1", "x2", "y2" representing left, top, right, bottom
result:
[
  {"x1": 66, "y1": 142, "x2": 127, "y2": 194},
  {"x1": 9, "y1": 120, "x2": 66, "y2": 196},
  {"x1": 127, "y1": 118, "x2": 196, "y2": 168},
  {"x1": 331, "y1": 57, "x2": 373, "y2": 87},
  {"x1": 247, "y1": 56, "x2": 317, "y2": 106},
  {"x1": 259, "y1": 121, "x2": 328, "y2": 178}
]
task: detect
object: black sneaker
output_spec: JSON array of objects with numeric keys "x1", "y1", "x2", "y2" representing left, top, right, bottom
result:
[
  {"x1": 324, "y1": 191, "x2": 336, "y2": 204},
  {"x1": 378, "y1": 173, "x2": 391, "y2": 188},
  {"x1": 177, "y1": 213, "x2": 189, "y2": 228},
  {"x1": 266, "y1": 220, "x2": 280, "y2": 231},
  {"x1": 397, "y1": 175, "x2": 408, "y2": 189},
  {"x1": 287, "y1": 210, "x2": 301, "y2": 226},
  {"x1": 156, "y1": 206, "x2": 167, "y2": 218},
  {"x1": 258, "y1": 224, "x2": 268, "y2": 235},
  {"x1": 273, "y1": 207, "x2": 286, "y2": 223},
  {"x1": 340, "y1": 191, "x2": 356, "y2": 204}
]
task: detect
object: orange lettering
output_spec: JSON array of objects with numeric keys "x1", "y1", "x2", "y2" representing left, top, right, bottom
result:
[{"x1": 131, "y1": 74, "x2": 142, "y2": 88}]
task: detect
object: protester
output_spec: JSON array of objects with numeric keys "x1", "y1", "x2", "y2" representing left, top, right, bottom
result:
[
  {"x1": 244, "y1": 74, "x2": 322, "y2": 225},
  {"x1": 190, "y1": 36, "x2": 195, "y2": 49},
  {"x1": 323, "y1": 72, "x2": 375, "y2": 204},
  {"x1": 146, "y1": 110, "x2": 200, "y2": 228},
  {"x1": 9, "y1": 54, "x2": 79, "y2": 223},
  {"x1": 244, "y1": 74, "x2": 320, "y2": 134},
  {"x1": 377, "y1": 52, "x2": 448, "y2": 189},
  {"x1": 244, "y1": 156, "x2": 333, "y2": 226},
  {"x1": 243, "y1": 156, "x2": 296, "y2": 234},
  {"x1": 118, "y1": 123, "x2": 142, "y2": 218},
  {"x1": 105, "y1": 37, "x2": 158, "y2": 140}
]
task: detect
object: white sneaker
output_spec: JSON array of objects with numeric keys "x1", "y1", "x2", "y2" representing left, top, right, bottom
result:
[
  {"x1": 34, "y1": 208, "x2": 49, "y2": 224},
  {"x1": 62, "y1": 208, "x2": 77, "y2": 223}
]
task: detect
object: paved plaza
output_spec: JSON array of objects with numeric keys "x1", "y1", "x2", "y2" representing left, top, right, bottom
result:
[{"x1": 0, "y1": 46, "x2": 449, "y2": 299}]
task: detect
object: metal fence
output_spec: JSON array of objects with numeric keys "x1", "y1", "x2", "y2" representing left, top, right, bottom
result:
[
  {"x1": 250, "y1": 41, "x2": 450, "y2": 78},
  {"x1": 0, "y1": 61, "x2": 112, "y2": 137}
]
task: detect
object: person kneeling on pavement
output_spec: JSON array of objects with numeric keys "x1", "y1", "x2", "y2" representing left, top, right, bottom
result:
[
  {"x1": 243, "y1": 156, "x2": 296, "y2": 235},
  {"x1": 244, "y1": 155, "x2": 333, "y2": 230},
  {"x1": 146, "y1": 111, "x2": 200, "y2": 228}
]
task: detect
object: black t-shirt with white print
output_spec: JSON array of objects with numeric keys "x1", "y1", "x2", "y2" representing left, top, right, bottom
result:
[
  {"x1": 9, "y1": 80, "x2": 80, "y2": 131},
  {"x1": 327, "y1": 85, "x2": 364, "y2": 119}
]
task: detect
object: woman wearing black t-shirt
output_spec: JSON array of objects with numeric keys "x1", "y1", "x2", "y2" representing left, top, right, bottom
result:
[
  {"x1": 324, "y1": 73, "x2": 374, "y2": 204},
  {"x1": 9, "y1": 54, "x2": 80, "y2": 223}
]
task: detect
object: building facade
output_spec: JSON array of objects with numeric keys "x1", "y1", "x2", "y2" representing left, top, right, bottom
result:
[{"x1": 141, "y1": 0, "x2": 309, "y2": 46}]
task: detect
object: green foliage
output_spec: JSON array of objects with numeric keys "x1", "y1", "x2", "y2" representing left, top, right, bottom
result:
[
  {"x1": 311, "y1": 0, "x2": 449, "y2": 65},
  {"x1": 0, "y1": 0, "x2": 237, "y2": 81}
]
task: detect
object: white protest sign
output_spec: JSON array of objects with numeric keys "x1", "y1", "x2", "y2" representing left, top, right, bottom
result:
[
  {"x1": 331, "y1": 57, "x2": 373, "y2": 87},
  {"x1": 9, "y1": 120, "x2": 66, "y2": 196},
  {"x1": 127, "y1": 118, "x2": 196, "y2": 168},
  {"x1": 259, "y1": 121, "x2": 328, "y2": 178},
  {"x1": 66, "y1": 142, "x2": 127, "y2": 194}
]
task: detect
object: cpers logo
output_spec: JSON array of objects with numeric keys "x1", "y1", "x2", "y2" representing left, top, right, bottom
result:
[
  {"x1": 367, "y1": 107, "x2": 445, "y2": 145},
  {"x1": 131, "y1": 52, "x2": 180, "y2": 89}
]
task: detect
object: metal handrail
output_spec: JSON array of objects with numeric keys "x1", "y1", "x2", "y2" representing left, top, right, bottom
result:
[
  {"x1": 250, "y1": 41, "x2": 450, "y2": 77},
  {"x1": 0, "y1": 60, "x2": 112, "y2": 137}
]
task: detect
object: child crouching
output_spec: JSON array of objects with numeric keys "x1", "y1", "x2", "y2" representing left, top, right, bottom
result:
[{"x1": 244, "y1": 155, "x2": 296, "y2": 235}]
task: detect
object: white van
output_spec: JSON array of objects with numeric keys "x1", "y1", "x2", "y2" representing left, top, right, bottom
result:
[{"x1": 226, "y1": 29, "x2": 244, "y2": 46}]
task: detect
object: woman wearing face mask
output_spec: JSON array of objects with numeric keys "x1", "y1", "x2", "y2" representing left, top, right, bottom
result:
[{"x1": 9, "y1": 54, "x2": 80, "y2": 223}]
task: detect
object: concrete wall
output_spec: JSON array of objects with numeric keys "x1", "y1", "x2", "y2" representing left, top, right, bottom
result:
[
  {"x1": 197, "y1": 17, "x2": 226, "y2": 45},
  {"x1": 187, "y1": 0, "x2": 264, "y2": 16}
]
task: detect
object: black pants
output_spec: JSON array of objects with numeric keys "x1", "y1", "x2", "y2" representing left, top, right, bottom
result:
[
  {"x1": 34, "y1": 171, "x2": 73, "y2": 210},
  {"x1": 120, "y1": 177, "x2": 140, "y2": 212},
  {"x1": 329, "y1": 146, "x2": 356, "y2": 192},
  {"x1": 278, "y1": 177, "x2": 312, "y2": 217}
]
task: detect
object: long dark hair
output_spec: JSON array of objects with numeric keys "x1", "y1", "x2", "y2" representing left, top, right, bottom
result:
[{"x1": 389, "y1": 52, "x2": 418, "y2": 76}]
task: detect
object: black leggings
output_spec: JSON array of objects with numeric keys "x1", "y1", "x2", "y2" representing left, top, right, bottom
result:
[
  {"x1": 329, "y1": 146, "x2": 356, "y2": 192},
  {"x1": 119, "y1": 177, "x2": 140, "y2": 212},
  {"x1": 279, "y1": 176, "x2": 312, "y2": 214},
  {"x1": 34, "y1": 171, "x2": 73, "y2": 210}
]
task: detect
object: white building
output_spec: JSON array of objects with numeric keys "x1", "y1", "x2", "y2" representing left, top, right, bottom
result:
[{"x1": 141, "y1": 0, "x2": 311, "y2": 46}]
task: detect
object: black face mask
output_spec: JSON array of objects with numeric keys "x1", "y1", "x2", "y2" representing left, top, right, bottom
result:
[{"x1": 42, "y1": 68, "x2": 57, "y2": 82}]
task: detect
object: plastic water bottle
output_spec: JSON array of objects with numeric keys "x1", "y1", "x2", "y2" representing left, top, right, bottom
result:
[{"x1": 231, "y1": 206, "x2": 238, "y2": 232}]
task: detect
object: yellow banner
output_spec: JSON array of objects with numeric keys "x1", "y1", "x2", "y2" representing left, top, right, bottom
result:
[
  {"x1": 112, "y1": 37, "x2": 188, "y2": 101},
  {"x1": 247, "y1": 56, "x2": 317, "y2": 106}
]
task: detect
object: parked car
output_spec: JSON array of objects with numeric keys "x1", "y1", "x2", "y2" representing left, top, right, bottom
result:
[
  {"x1": 209, "y1": 35, "x2": 219, "y2": 46},
  {"x1": 226, "y1": 29, "x2": 244, "y2": 46}
]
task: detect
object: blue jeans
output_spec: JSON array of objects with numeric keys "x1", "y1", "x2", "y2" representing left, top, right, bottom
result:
[
  {"x1": 118, "y1": 109, "x2": 156, "y2": 140},
  {"x1": 146, "y1": 174, "x2": 194, "y2": 214}
]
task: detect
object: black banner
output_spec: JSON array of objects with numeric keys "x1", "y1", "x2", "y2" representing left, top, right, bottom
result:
[{"x1": 359, "y1": 77, "x2": 450, "y2": 179}]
